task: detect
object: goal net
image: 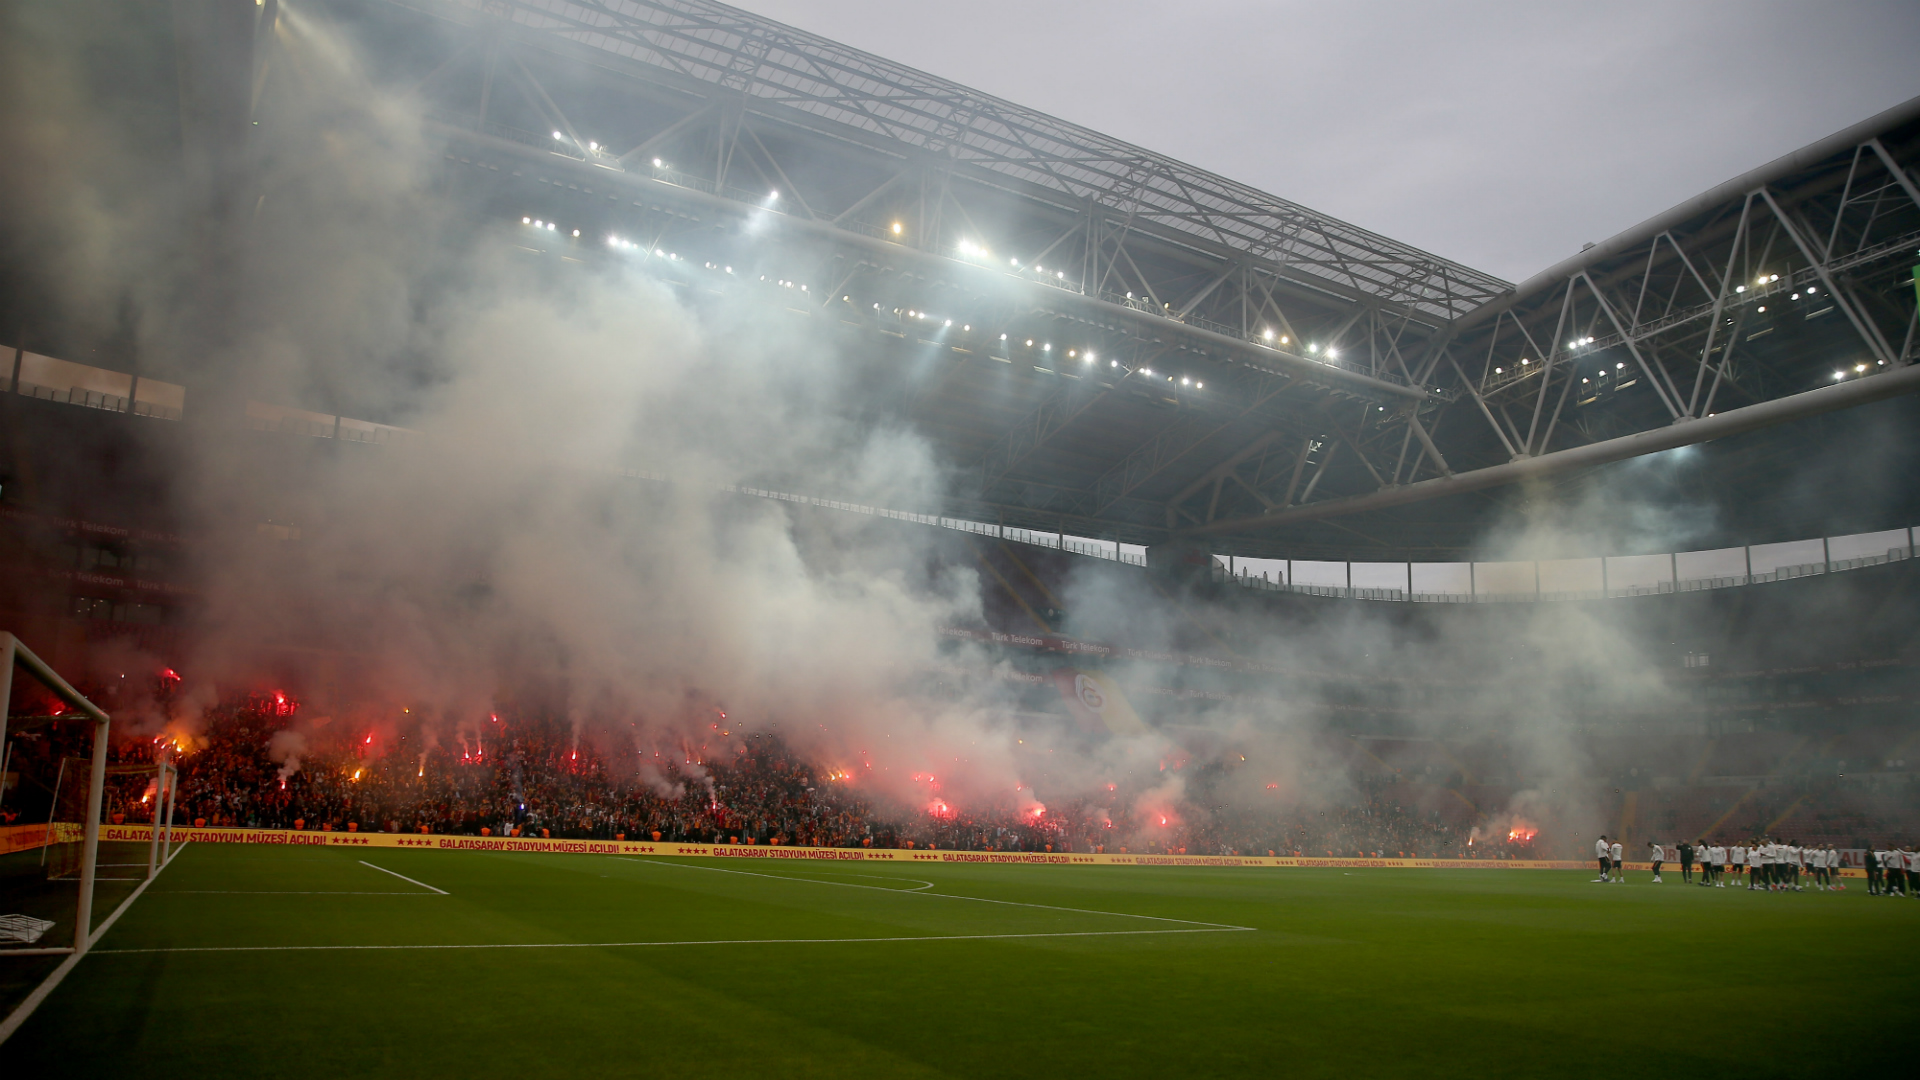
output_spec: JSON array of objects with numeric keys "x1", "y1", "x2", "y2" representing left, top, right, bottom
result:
[{"x1": 1, "y1": 633, "x2": 117, "y2": 959}]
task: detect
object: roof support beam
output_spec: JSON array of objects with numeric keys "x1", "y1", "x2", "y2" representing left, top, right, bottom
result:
[{"x1": 1177, "y1": 361, "x2": 1920, "y2": 538}]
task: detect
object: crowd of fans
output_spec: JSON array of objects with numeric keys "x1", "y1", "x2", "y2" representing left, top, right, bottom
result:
[{"x1": 65, "y1": 697, "x2": 1536, "y2": 858}]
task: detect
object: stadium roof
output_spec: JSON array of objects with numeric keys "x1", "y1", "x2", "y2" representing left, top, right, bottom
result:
[
  {"x1": 75, "y1": 1, "x2": 1920, "y2": 561},
  {"x1": 430, "y1": 0, "x2": 1511, "y2": 322}
]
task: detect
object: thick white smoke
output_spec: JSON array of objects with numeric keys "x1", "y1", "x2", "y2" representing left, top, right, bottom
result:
[{"x1": 2, "y1": 1, "x2": 1710, "y2": 849}]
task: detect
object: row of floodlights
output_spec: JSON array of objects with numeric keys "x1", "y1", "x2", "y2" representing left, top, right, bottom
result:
[
  {"x1": 858, "y1": 305, "x2": 1206, "y2": 387},
  {"x1": 1258, "y1": 326, "x2": 1340, "y2": 359},
  {"x1": 521, "y1": 215, "x2": 1217, "y2": 388},
  {"x1": 1833, "y1": 360, "x2": 1888, "y2": 381}
]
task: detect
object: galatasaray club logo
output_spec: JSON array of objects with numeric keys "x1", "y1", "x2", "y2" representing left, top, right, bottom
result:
[
  {"x1": 1052, "y1": 668, "x2": 1149, "y2": 737},
  {"x1": 1075, "y1": 673, "x2": 1107, "y2": 713}
]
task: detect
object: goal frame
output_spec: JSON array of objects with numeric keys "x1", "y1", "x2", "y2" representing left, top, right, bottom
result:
[{"x1": 0, "y1": 632, "x2": 112, "y2": 958}]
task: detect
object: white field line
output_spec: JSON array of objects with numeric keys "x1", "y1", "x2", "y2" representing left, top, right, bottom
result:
[
  {"x1": 618, "y1": 858, "x2": 1254, "y2": 931},
  {"x1": 0, "y1": 841, "x2": 191, "y2": 1046},
  {"x1": 357, "y1": 861, "x2": 449, "y2": 895},
  {"x1": 159, "y1": 890, "x2": 443, "y2": 896},
  {"x1": 91, "y1": 927, "x2": 1249, "y2": 956},
  {"x1": 840, "y1": 874, "x2": 935, "y2": 891}
]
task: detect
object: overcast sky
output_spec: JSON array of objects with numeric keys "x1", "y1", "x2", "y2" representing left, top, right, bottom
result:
[{"x1": 736, "y1": 0, "x2": 1920, "y2": 283}]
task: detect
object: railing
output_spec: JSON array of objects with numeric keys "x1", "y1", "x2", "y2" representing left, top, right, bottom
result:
[
  {"x1": 15, "y1": 381, "x2": 185, "y2": 422},
  {"x1": 1212, "y1": 542, "x2": 1913, "y2": 605}
]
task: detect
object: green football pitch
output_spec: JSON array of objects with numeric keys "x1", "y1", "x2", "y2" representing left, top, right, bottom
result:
[{"x1": 5, "y1": 842, "x2": 1916, "y2": 1078}]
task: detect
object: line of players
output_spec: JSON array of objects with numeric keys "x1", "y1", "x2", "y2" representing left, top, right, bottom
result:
[{"x1": 1590, "y1": 834, "x2": 1920, "y2": 893}]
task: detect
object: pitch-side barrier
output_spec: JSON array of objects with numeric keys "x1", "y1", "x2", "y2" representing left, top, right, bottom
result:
[{"x1": 95, "y1": 825, "x2": 1607, "y2": 870}]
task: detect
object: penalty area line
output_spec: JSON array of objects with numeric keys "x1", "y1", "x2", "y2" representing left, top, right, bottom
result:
[
  {"x1": 619, "y1": 858, "x2": 1255, "y2": 931},
  {"x1": 357, "y1": 861, "x2": 449, "y2": 895},
  {"x1": 90, "y1": 926, "x2": 1253, "y2": 956}
]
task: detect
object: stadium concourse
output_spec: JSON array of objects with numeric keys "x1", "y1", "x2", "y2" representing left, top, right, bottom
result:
[{"x1": 3, "y1": 0, "x2": 1919, "y2": 1076}]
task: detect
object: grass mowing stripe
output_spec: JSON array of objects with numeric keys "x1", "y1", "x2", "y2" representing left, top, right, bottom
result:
[
  {"x1": 621, "y1": 857, "x2": 1256, "y2": 930},
  {"x1": 89, "y1": 926, "x2": 1253, "y2": 955},
  {"x1": 357, "y1": 860, "x2": 448, "y2": 894}
]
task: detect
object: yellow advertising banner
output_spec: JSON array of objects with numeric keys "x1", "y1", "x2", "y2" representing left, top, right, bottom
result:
[{"x1": 0, "y1": 822, "x2": 83, "y2": 855}]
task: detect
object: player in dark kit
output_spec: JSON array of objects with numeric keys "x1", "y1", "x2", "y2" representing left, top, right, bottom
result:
[{"x1": 1679, "y1": 840, "x2": 1694, "y2": 884}]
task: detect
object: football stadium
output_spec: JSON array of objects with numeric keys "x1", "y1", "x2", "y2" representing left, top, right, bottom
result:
[{"x1": 1, "y1": 1, "x2": 1918, "y2": 1075}]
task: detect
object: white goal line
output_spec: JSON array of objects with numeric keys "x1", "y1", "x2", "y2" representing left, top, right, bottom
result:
[{"x1": 91, "y1": 926, "x2": 1253, "y2": 956}]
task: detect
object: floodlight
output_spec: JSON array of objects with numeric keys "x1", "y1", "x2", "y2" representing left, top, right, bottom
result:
[
  {"x1": 553, "y1": 131, "x2": 563, "y2": 139},
  {"x1": 891, "y1": 222, "x2": 903, "y2": 234}
]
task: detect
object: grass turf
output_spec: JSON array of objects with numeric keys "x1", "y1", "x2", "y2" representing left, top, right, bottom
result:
[{"x1": 6, "y1": 843, "x2": 1916, "y2": 1077}]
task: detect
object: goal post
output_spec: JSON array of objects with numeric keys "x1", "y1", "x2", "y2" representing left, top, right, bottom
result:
[{"x1": 0, "y1": 632, "x2": 112, "y2": 957}]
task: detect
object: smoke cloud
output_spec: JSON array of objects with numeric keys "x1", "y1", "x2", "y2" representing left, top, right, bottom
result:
[{"x1": 3, "y1": 1, "x2": 1763, "y2": 852}]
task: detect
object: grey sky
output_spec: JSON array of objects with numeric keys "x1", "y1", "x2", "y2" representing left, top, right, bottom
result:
[{"x1": 737, "y1": 0, "x2": 1920, "y2": 282}]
